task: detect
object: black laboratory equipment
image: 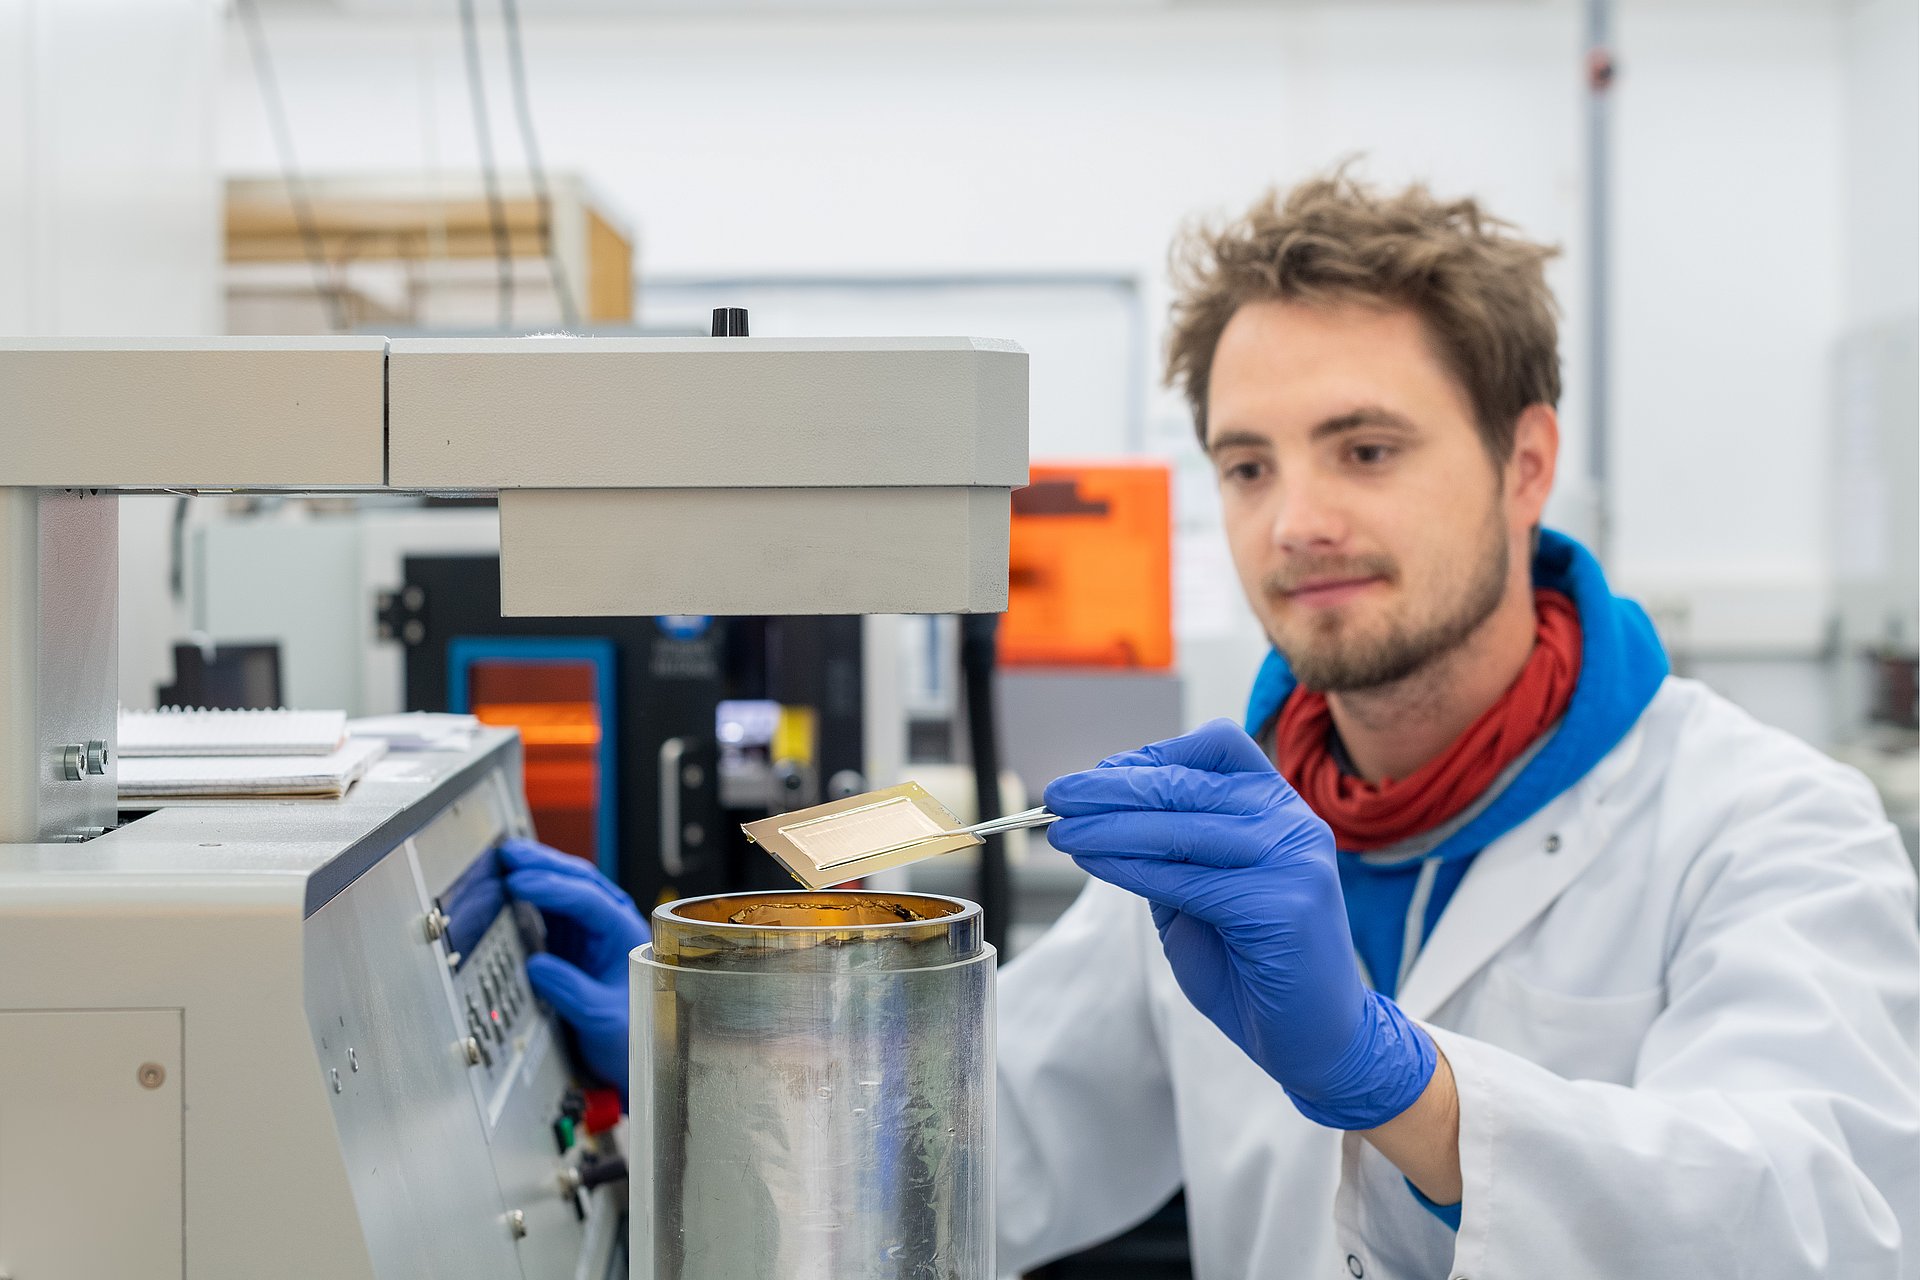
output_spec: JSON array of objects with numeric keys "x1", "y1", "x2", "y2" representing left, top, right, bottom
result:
[{"x1": 384, "y1": 554, "x2": 867, "y2": 910}]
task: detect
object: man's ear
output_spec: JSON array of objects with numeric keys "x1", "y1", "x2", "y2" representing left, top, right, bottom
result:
[{"x1": 1507, "y1": 403, "x2": 1559, "y2": 526}]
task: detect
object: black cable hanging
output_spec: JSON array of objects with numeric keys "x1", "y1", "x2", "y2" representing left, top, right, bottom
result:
[
  {"x1": 236, "y1": 0, "x2": 346, "y2": 333},
  {"x1": 457, "y1": 0, "x2": 515, "y2": 330},
  {"x1": 960, "y1": 613, "x2": 1012, "y2": 960},
  {"x1": 499, "y1": 0, "x2": 582, "y2": 330}
]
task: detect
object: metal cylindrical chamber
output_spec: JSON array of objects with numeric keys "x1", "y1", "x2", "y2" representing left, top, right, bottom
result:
[{"x1": 632, "y1": 891, "x2": 995, "y2": 1280}]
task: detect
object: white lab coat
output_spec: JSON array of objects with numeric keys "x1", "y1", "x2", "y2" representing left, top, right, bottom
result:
[{"x1": 996, "y1": 677, "x2": 1920, "y2": 1279}]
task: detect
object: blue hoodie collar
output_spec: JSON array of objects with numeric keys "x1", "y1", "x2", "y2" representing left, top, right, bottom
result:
[{"x1": 1244, "y1": 528, "x2": 1669, "y2": 859}]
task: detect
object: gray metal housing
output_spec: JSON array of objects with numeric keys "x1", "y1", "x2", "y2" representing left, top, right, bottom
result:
[
  {"x1": 0, "y1": 334, "x2": 1026, "y2": 842},
  {"x1": 0, "y1": 729, "x2": 622, "y2": 1279}
]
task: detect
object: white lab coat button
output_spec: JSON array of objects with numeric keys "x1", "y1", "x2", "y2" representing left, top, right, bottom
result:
[
  {"x1": 1345, "y1": 1254, "x2": 1364, "y2": 1277},
  {"x1": 1543, "y1": 832, "x2": 1562, "y2": 853}
]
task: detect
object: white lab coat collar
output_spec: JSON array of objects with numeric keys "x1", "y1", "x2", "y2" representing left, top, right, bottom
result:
[{"x1": 1394, "y1": 716, "x2": 1652, "y2": 1020}]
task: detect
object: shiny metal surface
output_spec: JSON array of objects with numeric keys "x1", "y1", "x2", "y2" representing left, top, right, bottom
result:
[
  {"x1": 652, "y1": 889, "x2": 983, "y2": 972},
  {"x1": 0, "y1": 726, "x2": 619, "y2": 1279},
  {"x1": 0, "y1": 488, "x2": 118, "y2": 843},
  {"x1": 633, "y1": 891, "x2": 994, "y2": 1280}
]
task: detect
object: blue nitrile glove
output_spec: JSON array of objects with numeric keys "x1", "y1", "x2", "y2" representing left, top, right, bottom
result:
[
  {"x1": 499, "y1": 837, "x2": 648, "y2": 1104},
  {"x1": 1043, "y1": 719, "x2": 1436, "y2": 1130}
]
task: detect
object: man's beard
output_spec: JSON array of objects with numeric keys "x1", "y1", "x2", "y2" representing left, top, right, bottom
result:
[{"x1": 1263, "y1": 510, "x2": 1511, "y2": 694}]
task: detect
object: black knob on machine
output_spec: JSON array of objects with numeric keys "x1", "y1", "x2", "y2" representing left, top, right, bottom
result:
[{"x1": 710, "y1": 307, "x2": 749, "y2": 337}]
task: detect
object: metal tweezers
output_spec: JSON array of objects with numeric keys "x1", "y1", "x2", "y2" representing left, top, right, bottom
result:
[
  {"x1": 811, "y1": 805, "x2": 1061, "y2": 870},
  {"x1": 957, "y1": 805, "x2": 1060, "y2": 840}
]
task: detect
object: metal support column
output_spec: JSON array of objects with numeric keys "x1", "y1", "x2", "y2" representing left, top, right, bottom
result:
[
  {"x1": 0, "y1": 489, "x2": 43, "y2": 843},
  {"x1": 0, "y1": 488, "x2": 119, "y2": 843},
  {"x1": 1585, "y1": 0, "x2": 1616, "y2": 561}
]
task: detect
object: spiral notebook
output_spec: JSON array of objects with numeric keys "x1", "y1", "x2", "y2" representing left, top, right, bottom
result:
[{"x1": 118, "y1": 708, "x2": 347, "y2": 758}]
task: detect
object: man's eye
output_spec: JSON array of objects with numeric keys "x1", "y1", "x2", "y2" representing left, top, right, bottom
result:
[
  {"x1": 1222, "y1": 459, "x2": 1267, "y2": 483},
  {"x1": 1350, "y1": 443, "x2": 1393, "y2": 465}
]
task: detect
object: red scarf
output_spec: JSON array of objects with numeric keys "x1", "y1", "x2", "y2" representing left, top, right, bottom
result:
[{"x1": 1273, "y1": 589, "x2": 1582, "y2": 852}]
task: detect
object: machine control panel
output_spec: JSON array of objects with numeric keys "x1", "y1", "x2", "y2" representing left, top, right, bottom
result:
[
  {"x1": 449, "y1": 904, "x2": 554, "y2": 1128},
  {"x1": 305, "y1": 759, "x2": 623, "y2": 1279}
]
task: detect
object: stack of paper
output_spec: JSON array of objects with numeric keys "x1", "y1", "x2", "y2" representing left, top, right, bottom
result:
[
  {"x1": 118, "y1": 738, "x2": 388, "y2": 800},
  {"x1": 347, "y1": 713, "x2": 481, "y2": 751},
  {"x1": 115, "y1": 706, "x2": 387, "y2": 799}
]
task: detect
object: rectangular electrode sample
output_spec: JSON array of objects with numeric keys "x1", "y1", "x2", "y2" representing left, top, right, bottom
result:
[
  {"x1": 783, "y1": 797, "x2": 949, "y2": 868},
  {"x1": 743, "y1": 784, "x2": 983, "y2": 889}
]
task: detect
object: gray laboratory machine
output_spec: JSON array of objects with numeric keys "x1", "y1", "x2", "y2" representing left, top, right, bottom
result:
[{"x1": 0, "y1": 333, "x2": 1025, "y2": 1279}]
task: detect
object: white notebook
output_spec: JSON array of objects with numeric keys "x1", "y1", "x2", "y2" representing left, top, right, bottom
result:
[
  {"x1": 117, "y1": 738, "x2": 388, "y2": 800},
  {"x1": 119, "y1": 708, "x2": 347, "y2": 758}
]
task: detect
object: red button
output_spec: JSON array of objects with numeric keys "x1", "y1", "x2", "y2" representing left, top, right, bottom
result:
[{"x1": 581, "y1": 1087, "x2": 622, "y2": 1134}]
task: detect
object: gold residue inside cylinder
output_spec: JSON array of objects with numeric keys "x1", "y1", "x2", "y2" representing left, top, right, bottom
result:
[
  {"x1": 651, "y1": 890, "x2": 980, "y2": 969},
  {"x1": 723, "y1": 897, "x2": 930, "y2": 927},
  {"x1": 671, "y1": 891, "x2": 959, "y2": 929}
]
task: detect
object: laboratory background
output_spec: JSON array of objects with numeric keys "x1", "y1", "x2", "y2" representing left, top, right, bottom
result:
[{"x1": 1, "y1": 0, "x2": 1915, "y2": 1278}]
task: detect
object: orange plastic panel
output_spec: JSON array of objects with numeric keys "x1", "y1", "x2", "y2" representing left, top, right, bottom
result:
[
  {"x1": 470, "y1": 659, "x2": 602, "y2": 861},
  {"x1": 1003, "y1": 461, "x2": 1173, "y2": 669}
]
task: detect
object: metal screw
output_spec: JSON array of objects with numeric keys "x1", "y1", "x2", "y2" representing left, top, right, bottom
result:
[
  {"x1": 348, "y1": 1047, "x2": 360, "y2": 1072},
  {"x1": 60, "y1": 744, "x2": 86, "y2": 781},
  {"x1": 507, "y1": 1208, "x2": 527, "y2": 1240},
  {"x1": 85, "y1": 739, "x2": 108, "y2": 775},
  {"x1": 681, "y1": 763, "x2": 705, "y2": 789},
  {"x1": 424, "y1": 908, "x2": 450, "y2": 941},
  {"x1": 683, "y1": 823, "x2": 705, "y2": 848},
  {"x1": 137, "y1": 1062, "x2": 166, "y2": 1089},
  {"x1": 463, "y1": 1036, "x2": 483, "y2": 1066},
  {"x1": 330, "y1": 1067, "x2": 342, "y2": 1094}
]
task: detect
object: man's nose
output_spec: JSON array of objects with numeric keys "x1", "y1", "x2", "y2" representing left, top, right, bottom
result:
[{"x1": 1269, "y1": 474, "x2": 1346, "y2": 554}]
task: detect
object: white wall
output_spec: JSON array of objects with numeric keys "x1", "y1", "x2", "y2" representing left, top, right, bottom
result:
[
  {"x1": 1, "y1": 0, "x2": 224, "y2": 710},
  {"x1": 1, "y1": 0, "x2": 220, "y2": 336},
  {"x1": 220, "y1": 1, "x2": 1865, "y2": 726},
  {"x1": 1830, "y1": 0, "x2": 1919, "y2": 752},
  {"x1": 1609, "y1": 5, "x2": 1843, "y2": 654},
  {"x1": 1842, "y1": 0, "x2": 1919, "y2": 332}
]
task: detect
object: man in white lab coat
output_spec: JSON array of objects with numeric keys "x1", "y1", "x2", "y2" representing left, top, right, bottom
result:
[
  {"x1": 504, "y1": 171, "x2": 1920, "y2": 1278},
  {"x1": 1004, "y1": 172, "x2": 1920, "y2": 1278}
]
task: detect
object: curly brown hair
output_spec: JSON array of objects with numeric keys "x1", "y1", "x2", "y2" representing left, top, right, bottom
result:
[{"x1": 1167, "y1": 169, "x2": 1562, "y2": 461}]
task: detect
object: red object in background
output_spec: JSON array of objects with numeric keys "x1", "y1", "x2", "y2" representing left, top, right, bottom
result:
[
  {"x1": 468, "y1": 659, "x2": 602, "y2": 861},
  {"x1": 581, "y1": 1087, "x2": 622, "y2": 1135},
  {"x1": 1002, "y1": 461, "x2": 1174, "y2": 669}
]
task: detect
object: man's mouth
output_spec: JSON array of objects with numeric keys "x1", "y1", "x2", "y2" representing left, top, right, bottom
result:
[{"x1": 1277, "y1": 575, "x2": 1386, "y2": 609}]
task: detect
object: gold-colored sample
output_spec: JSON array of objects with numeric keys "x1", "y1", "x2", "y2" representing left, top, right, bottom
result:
[{"x1": 741, "y1": 783, "x2": 984, "y2": 888}]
